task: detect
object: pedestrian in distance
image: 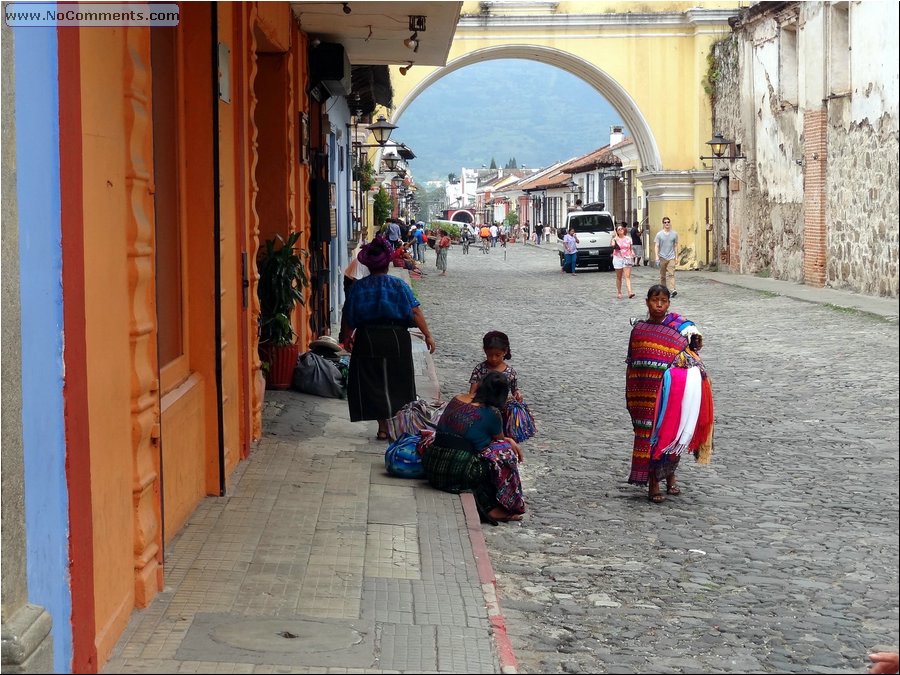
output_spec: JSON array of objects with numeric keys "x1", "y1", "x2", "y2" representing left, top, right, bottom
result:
[
  {"x1": 342, "y1": 235, "x2": 436, "y2": 441},
  {"x1": 421, "y1": 371, "x2": 526, "y2": 525},
  {"x1": 543, "y1": 223, "x2": 551, "y2": 245},
  {"x1": 611, "y1": 223, "x2": 636, "y2": 299},
  {"x1": 562, "y1": 226, "x2": 579, "y2": 274},
  {"x1": 630, "y1": 221, "x2": 644, "y2": 266},
  {"x1": 386, "y1": 218, "x2": 402, "y2": 249},
  {"x1": 534, "y1": 221, "x2": 542, "y2": 245},
  {"x1": 435, "y1": 229, "x2": 451, "y2": 276},
  {"x1": 479, "y1": 224, "x2": 491, "y2": 254},
  {"x1": 414, "y1": 224, "x2": 426, "y2": 263},
  {"x1": 655, "y1": 216, "x2": 679, "y2": 296},
  {"x1": 625, "y1": 284, "x2": 714, "y2": 503}
]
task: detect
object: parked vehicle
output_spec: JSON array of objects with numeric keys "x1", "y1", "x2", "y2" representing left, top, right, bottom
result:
[{"x1": 556, "y1": 203, "x2": 616, "y2": 271}]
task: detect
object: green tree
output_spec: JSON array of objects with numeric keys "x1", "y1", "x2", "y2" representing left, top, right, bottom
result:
[
  {"x1": 504, "y1": 210, "x2": 519, "y2": 226},
  {"x1": 505, "y1": 157, "x2": 518, "y2": 169},
  {"x1": 373, "y1": 186, "x2": 391, "y2": 227},
  {"x1": 489, "y1": 157, "x2": 497, "y2": 170}
]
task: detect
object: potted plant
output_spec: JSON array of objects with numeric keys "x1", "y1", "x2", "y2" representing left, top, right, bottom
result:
[
  {"x1": 257, "y1": 231, "x2": 308, "y2": 390},
  {"x1": 352, "y1": 158, "x2": 375, "y2": 193},
  {"x1": 373, "y1": 186, "x2": 392, "y2": 230}
]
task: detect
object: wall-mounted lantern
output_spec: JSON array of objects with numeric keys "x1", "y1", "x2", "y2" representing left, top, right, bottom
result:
[{"x1": 700, "y1": 133, "x2": 746, "y2": 161}]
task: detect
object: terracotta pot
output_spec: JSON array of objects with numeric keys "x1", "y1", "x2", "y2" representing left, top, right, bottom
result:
[{"x1": 261, "y1": 344, "x2": 299, "y2": 390}]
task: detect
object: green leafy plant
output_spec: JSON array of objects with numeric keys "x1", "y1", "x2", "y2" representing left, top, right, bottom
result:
[
  {"x1": 353, "y1": 158, "x2": 375, "y2": 192},
  {"x1": 431, "y1": 221, "x2": 460, "y2": 238},
  {"x1": 373, "y1": 186, "x2": 392, "y2": 227},
  {"x1": 257, "y1": 231, "x2": 308, "y2": 346}
]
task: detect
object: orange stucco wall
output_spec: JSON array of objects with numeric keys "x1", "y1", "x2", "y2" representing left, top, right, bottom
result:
[
  {"x1": 160, "y1": 375, "x2": 207, "y2": 541},
  {"x1": 78, "y1": 28, "x2": 142, "y2": 663},
  {"x1": 70, "y1": 4, "x2": 317, "y2": 670},
  {"x1": 217, "y1": 2, "x2": 245, "y2": 481}
]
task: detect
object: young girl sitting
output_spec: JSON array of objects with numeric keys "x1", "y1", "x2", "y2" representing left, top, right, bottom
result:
[{"x1": 468, "y1": 331, "x2": 536, "y2": 442}]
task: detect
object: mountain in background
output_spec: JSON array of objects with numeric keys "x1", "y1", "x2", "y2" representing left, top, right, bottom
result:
[{"x1": 396, "y1": 59, "x2": 628, "y2": 183}]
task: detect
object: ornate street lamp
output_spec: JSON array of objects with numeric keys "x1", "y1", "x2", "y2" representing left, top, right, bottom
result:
[
  {"x1": 381, "y1": 152, "x2": 401, "y2": 172},
  {"x1": 366, "y1": 115, "x2": 397, "y2": 146},
  {"x1": 700, "y1": 133, "x2": 746, "y2": 161}
]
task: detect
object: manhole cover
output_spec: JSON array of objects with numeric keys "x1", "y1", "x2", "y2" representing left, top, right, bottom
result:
[{"x1": 211, "y1": 618, "x2": 363, "y2": 653}]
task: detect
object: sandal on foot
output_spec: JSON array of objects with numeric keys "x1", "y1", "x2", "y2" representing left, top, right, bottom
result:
[
  {"x1": 628, "y1": 293, "x2": 635, "y2": 299},
  {"x1": 666, "y1": 482, "x2": 681, "y2": 495},
  {"x1": 649, "y1": 492, "x2": 665, "y2": 504},
  {"x1": 376, "y1": 431, "x2": 389, "y2": 441}
]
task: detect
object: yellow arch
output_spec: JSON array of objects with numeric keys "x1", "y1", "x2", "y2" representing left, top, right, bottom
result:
[
  {"x1": 388, "y1": 3, "x2": 739, "y2": 267},
  {"x1": 393, "y1": 44, "x2": 663, "y2": 171}
]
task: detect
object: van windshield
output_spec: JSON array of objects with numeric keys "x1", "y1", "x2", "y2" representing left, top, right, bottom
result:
[{"x1": 568, "y1": 213, "x2": 615, "y2": 234}]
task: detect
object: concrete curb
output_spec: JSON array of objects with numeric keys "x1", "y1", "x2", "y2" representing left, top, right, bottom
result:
[
  {"x1": 461, "y1": 493, "x2": 519, "y2": 675},
  {"x1": 404, "y1": 261, "x2": 520, "y2": 673}
]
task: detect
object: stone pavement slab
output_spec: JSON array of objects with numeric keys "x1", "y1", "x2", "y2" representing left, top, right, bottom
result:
[{"x1": 102, "y1": 333, "x2": 508, "y2": 673}]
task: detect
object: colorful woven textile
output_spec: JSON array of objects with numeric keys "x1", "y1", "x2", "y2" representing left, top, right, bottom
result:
[
  {"x1": 387, "y1": 397, "x2": 443, "y2": 441},
  {"x1": 503, "y1": 400, "x2": 536, "y2": 442},
  {"x1": 422, "y1": 397, "x2": 525, "y2": 515},
  {"x1": 625, "y1": 315, "x2": 689, "y2": 485}
]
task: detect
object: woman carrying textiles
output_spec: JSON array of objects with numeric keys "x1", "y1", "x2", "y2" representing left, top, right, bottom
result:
[{"x1": 626, "y1": 284, "x2": 715, "y2": 503}]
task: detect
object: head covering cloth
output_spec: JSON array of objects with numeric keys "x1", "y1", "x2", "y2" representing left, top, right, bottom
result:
[{"x1": 358, "y1": 235, "x2": 393, "y2": 272}]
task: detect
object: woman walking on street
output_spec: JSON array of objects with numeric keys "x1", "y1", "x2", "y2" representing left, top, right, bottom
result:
[
  {"x1": 625, "y1": 285, "x2": 714, "y2": 503},
  {"x1": 343, "y1": 235, "x2": 437, "y2": 440},
  {"x1": 435, "y1": 229, "x2": 451, "y2": 276},
  {"x1": 611, "y1": 223, "x2": 635, "y2": 299}
]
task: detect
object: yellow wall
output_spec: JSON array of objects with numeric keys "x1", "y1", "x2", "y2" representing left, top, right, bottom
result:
[{"x1": 398, "y1": 2, "x2": 737, "y2": 268}]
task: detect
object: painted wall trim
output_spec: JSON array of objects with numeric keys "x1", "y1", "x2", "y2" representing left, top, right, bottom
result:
[
  {"x1": 14, "y1": 22, "x2": 72, "y2": 674},
  {"x1": 58, "y1": 23, "x2": 99, "y2": 673}
]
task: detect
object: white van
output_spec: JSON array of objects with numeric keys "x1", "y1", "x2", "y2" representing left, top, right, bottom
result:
[{"x1": 556, "y1": 203, "x2": 617, "y2": 271}]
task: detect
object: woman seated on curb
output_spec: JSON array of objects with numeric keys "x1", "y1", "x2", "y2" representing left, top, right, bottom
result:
[
  {"x1": 422, "y1": 372, "x2": 526, "y2": 524},
  {"x1": 392, "y1": 242, "x2": 426, "y2": 276}
]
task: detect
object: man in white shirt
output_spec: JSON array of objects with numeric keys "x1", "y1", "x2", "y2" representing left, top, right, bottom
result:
[
  {"x1": 654, "y1": 216, "x2": 679, "y2": 296},
  {"x1": 489, "y1": 223, "x2": 499, "y2": 247}
]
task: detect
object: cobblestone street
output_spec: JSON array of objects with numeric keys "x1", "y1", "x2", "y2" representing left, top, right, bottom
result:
[{"x1": 415, "y1": 242, "x2": 899, "y2": 674}]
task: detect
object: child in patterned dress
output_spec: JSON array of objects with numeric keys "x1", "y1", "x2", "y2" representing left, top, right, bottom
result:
[
  {"x1": 468, "y1": 331, "x2": 536, "y2": 441},
  {"x1": 468, "y1": 331, "x2": 522, "y2": 401}
]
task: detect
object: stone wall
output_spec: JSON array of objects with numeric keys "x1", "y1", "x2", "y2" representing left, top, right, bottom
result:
[
  {"x1": 826, "y1": 103, "x2": 900, "y2": 297},
  {"x1": 711, "y1": 3, "x2": 898, "y2": 297},
  {"x1": 712, "y1": 34, "x2": 806, "y2": 281}
]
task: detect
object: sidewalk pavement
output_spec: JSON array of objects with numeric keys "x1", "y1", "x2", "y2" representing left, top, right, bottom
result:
[{"x1": 102, "y1": 276, "x2": 517, "y2": 674}]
